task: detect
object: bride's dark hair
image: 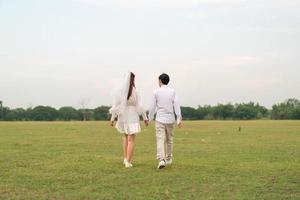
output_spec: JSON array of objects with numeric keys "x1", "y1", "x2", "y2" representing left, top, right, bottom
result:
[{"x1": 127, "y1": 72, "x2": 135, "y2": 100}]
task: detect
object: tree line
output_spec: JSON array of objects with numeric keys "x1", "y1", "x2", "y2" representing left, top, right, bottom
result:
[{"x1": 0, "y1": 98, "x2": 300, "y2": 121}]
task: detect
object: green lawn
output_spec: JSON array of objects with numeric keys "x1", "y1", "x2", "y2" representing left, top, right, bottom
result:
[{"x1": 0, "y1": 121, "x2": 299, "y2": 200}]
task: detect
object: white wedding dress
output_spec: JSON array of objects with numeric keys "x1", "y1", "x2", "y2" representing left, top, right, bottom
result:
[
  {"x1": 110, "y1": 73, "x2": 147, "y2": 135},
  {"x1": 115, "y1": 88, "x2": 147, "y2": 134}
]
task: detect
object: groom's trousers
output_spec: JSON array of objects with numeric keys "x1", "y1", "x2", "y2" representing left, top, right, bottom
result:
[{"x1": 155, "y1": 121, "x2": 174, "y2": 161}]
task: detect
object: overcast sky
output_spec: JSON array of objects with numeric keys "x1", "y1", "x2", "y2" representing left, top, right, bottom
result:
[{"x1": 1, "y1": 0, "x2": 299, "y2": 109}]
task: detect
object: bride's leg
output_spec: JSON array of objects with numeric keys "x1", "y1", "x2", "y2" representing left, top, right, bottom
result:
[
  {"x1": 126, "y1": 134, "x2": 135, "y2": 163},
  {"x1": 123, "y1": 135, "x2": 128, "y2": 160}
]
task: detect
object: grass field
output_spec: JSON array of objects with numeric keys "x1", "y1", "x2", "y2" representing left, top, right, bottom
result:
[{"x1": 0, "y1": 121, "x2": 299, "y2": 200}]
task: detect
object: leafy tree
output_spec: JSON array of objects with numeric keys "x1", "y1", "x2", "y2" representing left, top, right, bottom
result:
[
  {"x1": 271, "y1": 98, "x2": 300, "y2": 119},
  {"x1": 4, "y1": 108, "x2": 27, "y2": 121},
  {"x1": 293, "y1": 106, "x2": 300, "y2": 119},
  {"x1": 58, "y1": 107, "x2": 81, "y2": 121},
  {"x1": 93, "y1": 106, "x2": 110, "y2": 120},
  {"x1": 30, "y1": 106, "x2": 58, "y2": 121},
  {"x1": 181, "y1": 107, "x2": 199, "y2": 120},
  {"x1": 233, "y1": 102, "x2": 266, "y2": 120},
  {"x1": 0, "y1": 101, "x2": 10, "y2": 120},
  {"x1": 212, "y1": 104, "x2": 234, "y2": 120},
  {"x1": 78, "y1": 109, "x2": 93, "y2": 121},
  {"x1": 197, "y1": 105, "x2": 213, "y2": 120},
  {"x1": 1, "y1": 98, "x2": 300, "y2": 121}
]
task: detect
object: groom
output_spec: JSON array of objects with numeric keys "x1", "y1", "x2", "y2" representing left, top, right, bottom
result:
[{"x1": 148, "y1": 73, "x2": 182, "y2": 169}]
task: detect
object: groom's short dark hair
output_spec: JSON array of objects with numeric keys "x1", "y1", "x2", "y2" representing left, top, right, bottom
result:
[{"x1": 159, "y1": 73, "x2": 170, "y2": 85}]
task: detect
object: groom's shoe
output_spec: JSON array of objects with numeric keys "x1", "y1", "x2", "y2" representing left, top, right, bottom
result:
[
  {"x1": 157, "y1": 159, "x2": 166, "y2": 169},
  {"x1": 165, "y1": 159, "x2": 173, "y2": 165}
]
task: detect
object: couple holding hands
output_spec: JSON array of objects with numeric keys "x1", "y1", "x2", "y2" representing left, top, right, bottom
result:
[{"x1": 109, "y1": 72, "x2": 182, "y2": 169}]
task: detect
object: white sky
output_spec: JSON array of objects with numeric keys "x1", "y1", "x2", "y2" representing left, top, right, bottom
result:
[{"x1": 0, "y1": 0, "x2": 300, "y2": 109}]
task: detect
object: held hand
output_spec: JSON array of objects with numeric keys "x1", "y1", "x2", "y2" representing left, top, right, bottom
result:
[
  {"x1": 178, "y1": 122, "x2": 183, "y2": 128},
  {"x1": 144, "y1": 120, "x2": 149, "y2": 127},
  {"x1": 110, "y1": 121, "x2": 115, "y2": 127}
]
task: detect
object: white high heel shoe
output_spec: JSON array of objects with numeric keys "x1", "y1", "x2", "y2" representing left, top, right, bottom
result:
[{"x1": 124, "y1": 159, "x2": 133, "y2": 168}]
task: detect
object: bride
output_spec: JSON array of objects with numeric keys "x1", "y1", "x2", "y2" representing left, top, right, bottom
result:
[{"x1": 109, "y1": 72, "x2": 149, "y2": 168}]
